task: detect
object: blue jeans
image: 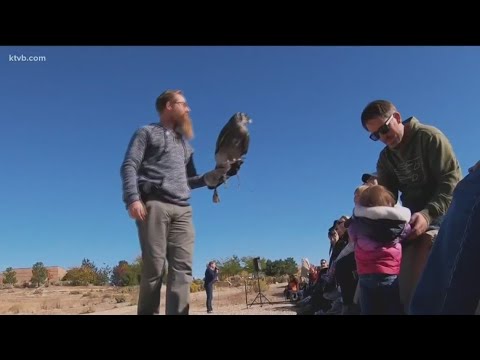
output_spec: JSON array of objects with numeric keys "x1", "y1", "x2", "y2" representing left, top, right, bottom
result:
[
  {"x1": 359, "y1": 274, "x2": 403, "y2": 315},
  {"x1": 410, "y1": 170, "x2": 480, "y2": 315}
]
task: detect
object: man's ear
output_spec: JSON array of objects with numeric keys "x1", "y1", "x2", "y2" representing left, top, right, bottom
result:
[{"x1": 393, "y1": 112, "x2": 402, "y2": 124}]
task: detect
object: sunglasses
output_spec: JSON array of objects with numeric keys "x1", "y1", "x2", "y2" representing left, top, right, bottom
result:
[{"x1": 369, "y1": 113, "x2": 395, "y2": 141}]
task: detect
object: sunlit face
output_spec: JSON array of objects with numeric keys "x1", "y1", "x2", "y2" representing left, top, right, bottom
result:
[
  {"x1": 365, "y1": 112, "x2": 404, "y2": 149},
  {"x1": 168, "y1": 94, "x2": 194, "y2": 139},
  {"x1": 170, "y1": 94, "x2": 190, "y2": 122}
]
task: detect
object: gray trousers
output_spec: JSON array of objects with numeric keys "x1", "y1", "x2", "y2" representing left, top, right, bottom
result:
[{"x1": 136, "y1": 200, "x2": 194, "y2": 315}]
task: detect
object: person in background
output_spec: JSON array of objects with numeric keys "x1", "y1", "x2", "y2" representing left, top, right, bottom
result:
[
  {"x1": 204, "y1": 261, "x2": 219, "y2": 313},
  {"x1": 362, "y1": 172, "x2": 378, "y2": 186}
]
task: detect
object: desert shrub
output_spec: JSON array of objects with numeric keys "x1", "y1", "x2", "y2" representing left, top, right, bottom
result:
[
  {"x1": 82, "y1": 292, "x2": 98, "y2": 298},
  {"x1": 275, "y1": 275, "x2": 290, "y2": 283},
  {"x1": 62, "y1": 259, "x2": 111, "y2": 286},
  {"x1": 229, "y1": 275, "x2": 244, "y2": 287},
  {"x1": 252, "y1": 279, "x2": 268, "y2": 293},
  {"x1": 8, "y1": 304, "x2": 22, "y2": 314},
  {"x1": 190, "y1": 282, "x2": 202, "y2": 293},
  {"x1": 264, "y1": 276, "x2": 277, "y2": 285},
  {"x1": 80, "y1": 306, "x2": 95, "y2": 314},
  {"x1": 129, "y1": 295, "x2": 138, "y2": 306},
  {"x1": 115, "y1": 295, "x2": 127, "y2": 303},
  {"x1": 2, "y1": 267, "x2": 17, "y2": 285}
]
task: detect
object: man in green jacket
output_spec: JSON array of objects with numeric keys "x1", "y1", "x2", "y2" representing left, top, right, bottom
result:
[{"x1": 360, "y1": 99, "x2": 462, "y2": 313}]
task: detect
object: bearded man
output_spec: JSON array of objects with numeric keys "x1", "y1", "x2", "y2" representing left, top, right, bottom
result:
[{"x1": 121, "y1": 89, "x2": 229, "y2": 315}]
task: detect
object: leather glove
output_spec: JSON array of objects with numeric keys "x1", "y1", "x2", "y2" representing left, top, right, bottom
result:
[{"x1": 204, "y1": 162, "x2": 230, "y2": 188}]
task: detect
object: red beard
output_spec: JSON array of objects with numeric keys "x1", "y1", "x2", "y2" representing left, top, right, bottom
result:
[{"x1": 176, "y1": 113, "x2": 194, "y2": 140}]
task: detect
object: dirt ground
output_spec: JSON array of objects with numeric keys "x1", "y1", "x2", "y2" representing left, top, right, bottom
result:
[{"x1": 0, "y1": 282, "x2": 296, "y2": 315}]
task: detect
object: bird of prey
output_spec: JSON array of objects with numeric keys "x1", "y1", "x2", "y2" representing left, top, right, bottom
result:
[{"x1": 209, "y1": 112, "x2": 252, "y2": 203}]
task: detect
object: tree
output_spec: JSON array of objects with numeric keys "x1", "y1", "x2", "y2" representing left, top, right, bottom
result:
[
  {"x1": 62, "y1": 267, "x2": 90, "y2": 286},
  {"x1": 31, "y1": 262, "x2": 48, "y2": 287},
  {"x1": 111, "y1": 260, "x2": 130, "y2": 286},
  {"x1": 264, "y1": 258, "x2": 298, "y2": 276},
  {"x1": 81, "y1": 258, "x2": 97, "y2": 272},
  {"x1": 3, "y1": 267, "x2": 17, "y2": 285},
  {"x1": 95, "y1": 264, "x2": 112, "y2": 286},
  {"x1": 283, "y1": 257, "x2": 298, "y2": 275},
  {"x1": 265, "y1": 260, "x2": 275, "y2": 276},
  {"x1": 217, "y1": 255, "x2": 242, "y2": 278},
  {"x1": 111, "y1": 259, "x2": 142, "y2": 287}
]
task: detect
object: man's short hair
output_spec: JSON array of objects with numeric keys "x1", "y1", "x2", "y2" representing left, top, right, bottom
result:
[
  {"x1": 155, "y1": 90, "x2": 183, "y2": 113},
  {"x1": 360, "y1": 100, "x2": 396, "y2": 130}
]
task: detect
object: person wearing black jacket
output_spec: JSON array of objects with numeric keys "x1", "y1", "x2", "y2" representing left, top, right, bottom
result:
[{"x1": 204, "y1": 261, "x2": 219, "y2": 313}]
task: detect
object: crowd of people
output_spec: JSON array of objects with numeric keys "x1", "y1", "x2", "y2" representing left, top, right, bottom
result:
[{"x1": 292, "y1": 99, "x2": 479, "y2": 315}]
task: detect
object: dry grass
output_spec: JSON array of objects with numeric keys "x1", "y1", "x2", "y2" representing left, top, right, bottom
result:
[
  {"x1": 8, "y1": 304, "x2": 23, "y2": 314},
  {"x1": 0, "y1": 285, "x2": 140, "y2": 315},
  {"x1": 0, "y1": 283, "x2": 296, "y2": 315},
  {"x1": 115, "y1": 295, "x2": 127, "y2": 303},
  {"x1": 80, "y1": 305, "x2": 96, "y2": 314}
]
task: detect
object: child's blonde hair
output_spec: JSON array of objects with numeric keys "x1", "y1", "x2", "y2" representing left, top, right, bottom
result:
[{"x1": 359, "y1": 185, "x2": 396, "y2": 207}]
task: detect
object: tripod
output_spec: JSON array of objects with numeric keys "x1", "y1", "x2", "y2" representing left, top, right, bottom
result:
[{"x1": 247, "y1": 272, "x2": 271, "y2": 307}]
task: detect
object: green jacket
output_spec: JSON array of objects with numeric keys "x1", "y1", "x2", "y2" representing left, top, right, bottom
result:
[{"x1": 377, "y1": 117, "x2": 461, "y2": 226}]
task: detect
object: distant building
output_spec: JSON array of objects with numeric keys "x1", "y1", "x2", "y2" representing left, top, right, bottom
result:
[{"x1": 0, "y1": 266, "x2": 67, "y2": 285}]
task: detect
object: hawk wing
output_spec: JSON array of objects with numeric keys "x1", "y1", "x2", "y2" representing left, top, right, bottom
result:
[
  {"x1": 241, "y1": 130, "x2": 250, "y2": 156},
  {"x1": 215, "y1": 122, "x2": 232, "y2": 155}
]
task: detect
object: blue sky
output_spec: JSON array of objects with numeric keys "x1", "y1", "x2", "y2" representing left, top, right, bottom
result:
[{"x1": 1, "y1": 46, "x2": 479, "y2": 278}]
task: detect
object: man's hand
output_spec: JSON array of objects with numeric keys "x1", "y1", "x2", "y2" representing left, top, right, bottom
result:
[
  {"x1": 204, "y1": 162, "x2": 231, "y2": 188},
  {"x1": 468, "y1": 160, "x2": 480, "y2": 174},
  {"x1": 128, "y1": 200, "x2": 147, "y2": 221},
  {"x1": 407, "y1": 212, "x2": 429, "y2": 240}
]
